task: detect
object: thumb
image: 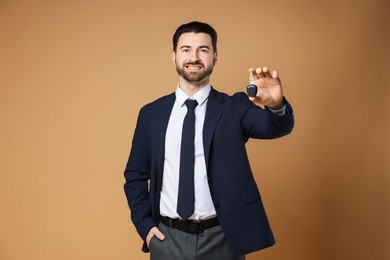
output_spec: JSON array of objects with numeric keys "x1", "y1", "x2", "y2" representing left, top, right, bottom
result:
[
  {"x1": 249, "y1": 96, "x2": 265, "y2": 109},
  {"x1": 152, "y1": 227, "x2": 165, "y2": 241}
]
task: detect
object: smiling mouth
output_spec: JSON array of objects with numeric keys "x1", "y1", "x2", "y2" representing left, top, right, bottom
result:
[{"x1": 185, "y1": 63, "x2": 203, "y2": 70}]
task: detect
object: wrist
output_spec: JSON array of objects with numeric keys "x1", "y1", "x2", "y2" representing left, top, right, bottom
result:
[{"x1": 269, "y1": 100, "x2": 284, "y2": 110}]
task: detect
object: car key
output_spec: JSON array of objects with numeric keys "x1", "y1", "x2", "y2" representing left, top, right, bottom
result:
[{"x1": 246, "y1": 70, "x2": 257, "y2": 97}]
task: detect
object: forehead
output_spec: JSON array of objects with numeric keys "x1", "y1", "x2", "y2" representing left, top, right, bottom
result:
[{"x1": 177, "y1": 32, "x2": 213, "y2": 48}]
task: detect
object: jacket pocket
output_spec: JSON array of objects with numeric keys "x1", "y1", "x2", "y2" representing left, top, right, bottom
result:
[{"x1": 241, "y1": 187, "x2": 261, "y2": 205}]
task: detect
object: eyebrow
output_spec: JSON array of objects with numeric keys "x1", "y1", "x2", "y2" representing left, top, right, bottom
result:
[{"x1": 179, "y1": 45, "x2": 211, "y2": 50}]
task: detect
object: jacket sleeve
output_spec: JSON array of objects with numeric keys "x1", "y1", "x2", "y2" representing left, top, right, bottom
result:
[
  {"x1": 237, "y1": 93, "x2": 295, "y2": 139},
  {"x1": 123, "y1": 107, "x2": 155, "y2": 241}
]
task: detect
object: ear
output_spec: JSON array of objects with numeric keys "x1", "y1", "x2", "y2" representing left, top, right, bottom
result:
[
  {"x1": 172, "y1": 51, "x2": 176, "y2": 66},
  {"x1": 213, "y1": 51, "x2": 218, "y2": 65}
]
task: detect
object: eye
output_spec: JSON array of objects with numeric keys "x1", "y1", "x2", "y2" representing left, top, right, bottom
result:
[
  {"x1": 182, "y1": 48, "x2": 190, "y2": 53},
  {"x1": 199, "y1": 48, "x2": 209, "y2": 53}
]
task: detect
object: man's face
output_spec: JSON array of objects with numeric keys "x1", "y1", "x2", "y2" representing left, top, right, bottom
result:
[{"x1": 173, "y1": 32, "x2": 218, "y2": 84}]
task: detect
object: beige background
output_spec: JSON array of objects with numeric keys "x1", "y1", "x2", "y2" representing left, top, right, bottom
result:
[{"x1": 0, "y1": 0, "x2": 389, "y2": 259}]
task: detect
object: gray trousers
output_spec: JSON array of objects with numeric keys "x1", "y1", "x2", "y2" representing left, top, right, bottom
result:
[{"x1": 149, "y1": 221, "x2": 245, "y2": 260}]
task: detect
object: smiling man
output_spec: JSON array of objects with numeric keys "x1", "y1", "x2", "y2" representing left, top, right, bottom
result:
[
  {"x1": 124, "y1": 21, "x2": 295, "y2": 260},
  {"x1": 174, "y1": 31, "x2": 216, "y2": 91}
]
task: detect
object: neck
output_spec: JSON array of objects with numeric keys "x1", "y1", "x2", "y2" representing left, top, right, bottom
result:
[{"x1": 179, "y1": 77, "x2": 210, "y2": 97}]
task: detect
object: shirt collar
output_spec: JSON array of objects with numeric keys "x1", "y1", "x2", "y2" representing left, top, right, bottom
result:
[{"x1": 175, "y1": 84, "x2": 211, "y2": 107}]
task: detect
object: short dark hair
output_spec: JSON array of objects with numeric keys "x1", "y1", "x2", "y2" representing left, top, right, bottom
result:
[{"x1": 173, "y1": 21, "x2": 218, "y2": 52}]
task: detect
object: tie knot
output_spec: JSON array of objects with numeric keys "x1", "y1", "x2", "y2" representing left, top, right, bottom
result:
[{"x1": 185, "y1": 99, "x2": 198, "y2": 110}]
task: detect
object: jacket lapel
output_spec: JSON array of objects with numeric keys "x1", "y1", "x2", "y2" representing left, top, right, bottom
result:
[{"x1": 203, "y1": 88, "x2": 225, "y2": 171}]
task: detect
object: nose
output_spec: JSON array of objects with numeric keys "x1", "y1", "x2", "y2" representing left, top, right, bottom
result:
[{"x1": 189, "y1": 50, "x2": 200, "y2": 63}]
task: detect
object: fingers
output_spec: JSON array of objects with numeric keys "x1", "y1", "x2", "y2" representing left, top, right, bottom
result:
[
  {"x1": 255, "y1": 67, "x2": 265, "y2": 78},
  {"x1": 248, "y1": 67, "x2": 280, "y2": 80}
]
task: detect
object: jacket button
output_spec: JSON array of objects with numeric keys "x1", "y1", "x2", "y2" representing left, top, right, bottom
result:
[
  {"x1": 207, "y1": 177, "x2": 212, "y2": 182},
  {"x1": 214, "y1": 202, "x2": 220, "y2": 209}
]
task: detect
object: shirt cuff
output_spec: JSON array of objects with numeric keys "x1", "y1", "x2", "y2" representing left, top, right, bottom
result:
[{"x1": 268, "y1": 105, "x2": 286, "y2": 116}]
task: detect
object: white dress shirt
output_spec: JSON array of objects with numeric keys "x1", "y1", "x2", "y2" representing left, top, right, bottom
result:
[
  {"x1": 160, "y1": 84, "x2": 216, "y2": 220},
  {"x1": 159, "y1": 84, "x2": 286, "y2": 220}
]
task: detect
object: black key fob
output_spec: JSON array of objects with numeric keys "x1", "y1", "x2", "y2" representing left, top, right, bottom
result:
[{"x1": 247, "y1": 84, "x2": 257, "y2": 97}]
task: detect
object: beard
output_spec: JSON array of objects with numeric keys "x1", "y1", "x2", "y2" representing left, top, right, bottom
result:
[{"x1": 175, "y1": 61, "x2": 214, "y2": 83}]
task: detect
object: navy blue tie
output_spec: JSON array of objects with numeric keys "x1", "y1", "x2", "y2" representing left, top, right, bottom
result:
[{"x1": 177, "y1": 99, "x2": 198, "y2": 220}]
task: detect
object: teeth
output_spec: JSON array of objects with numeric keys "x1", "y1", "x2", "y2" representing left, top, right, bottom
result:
[{"x1": 187, "y1": 66, "x2": 201, "y2": 69}]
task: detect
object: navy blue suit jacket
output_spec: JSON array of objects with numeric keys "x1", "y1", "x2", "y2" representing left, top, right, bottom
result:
[{"x1": 124, "y1": 87, "x2": 294, "y2": 255}]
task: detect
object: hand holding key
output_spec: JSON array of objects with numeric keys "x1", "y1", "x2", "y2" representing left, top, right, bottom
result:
[{"x1": 247, "y1": 67, "x2": 284, "y2": 110}]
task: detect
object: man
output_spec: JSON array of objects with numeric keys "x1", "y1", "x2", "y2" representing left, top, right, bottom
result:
[{"x1": 124, "y1": 21, "x2": 294, "y2": 259}]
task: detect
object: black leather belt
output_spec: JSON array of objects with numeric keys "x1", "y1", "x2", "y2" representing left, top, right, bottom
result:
[{"x1": 160, "y1": 216, "x2": 220, "y2": 234}]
